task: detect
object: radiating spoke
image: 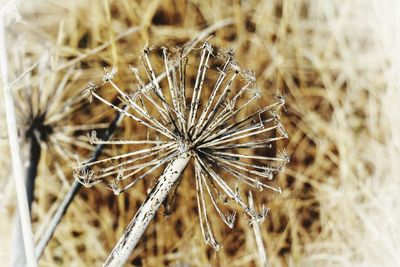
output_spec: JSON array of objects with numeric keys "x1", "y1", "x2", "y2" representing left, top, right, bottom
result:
[{"x1": 194, "y1": 158, "x2": 220, "y2": 250}]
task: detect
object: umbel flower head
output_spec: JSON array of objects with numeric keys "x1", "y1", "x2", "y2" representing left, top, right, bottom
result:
[
  {"x1": 75, "y1": 41, "x2": 289, "y2": 252},
  {"x1": 13, "y1": 58, "x2": 105, "y2": 161}
]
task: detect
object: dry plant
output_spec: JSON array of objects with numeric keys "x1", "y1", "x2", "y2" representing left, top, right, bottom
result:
[
  {"x1": 74, "y1": 41, "x2": 288, "y2": 265},
  {"x1": 1, "y1": 0, "x2": 399, "y2": 266}
]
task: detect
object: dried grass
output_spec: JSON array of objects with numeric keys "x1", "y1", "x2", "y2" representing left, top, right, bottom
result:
[{"x1": 1, "y1": 0, "x2": 399, "y2": 266}]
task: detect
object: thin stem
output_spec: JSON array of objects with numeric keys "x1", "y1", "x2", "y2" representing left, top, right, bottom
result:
[
  {"x1": 109, "y1": 80, "x2": 174, "y2": 137},
  {"x1": 187, "y1": 42, "x2": 212, "y2": 133},
  {"x1": 194, "y1": 159, "x2": 220, "y2": 250},
  {"x1": 195, "y1": 154, "x2": 265, "y2": 221},
  {"x1": 196, "y1": 160, "x2": 236, "y2": 229},
  {"x1": 34, "y1": 101, "x2": 124, "y2": 258},
  {"x1": 248, "y1": 192, "x2": 269, "y2": 267},
  {"x1": 90, "y1": 90, "x2": 176, "y2": 140},
  {"x1": 192, "y1": 53, "x2": 232, "y2": 139},
  {"x1": 0, "y1": 15, "x2": 37, "y2": 267},
  {"x1": 12, "y1": 135, "x2": 41, "y2": 266},
  {"x1": 34, "y1": 179, "x2": 81, "y2": 258},
  {"x1": 118, "y1": 150, "x2": 179, "y2": 193},
  {"x1": 198, "y1": 124, "x2": 279, "y2": 149},
  {"x1": 104, "y1": 152, "x2": 190, "y2": 266}
]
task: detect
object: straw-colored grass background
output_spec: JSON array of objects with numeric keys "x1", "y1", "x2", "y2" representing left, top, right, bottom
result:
[{"x1": 1, "y1": 0, "x2": 399, "y2": 266}]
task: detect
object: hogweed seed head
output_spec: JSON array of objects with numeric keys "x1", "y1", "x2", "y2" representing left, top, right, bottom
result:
[
  {"x1": 74, "y1": 40, "x2": 289, "y2": 250},
  {"x1": 12, "y1": 57, "x2": 105, "y2": 165}
]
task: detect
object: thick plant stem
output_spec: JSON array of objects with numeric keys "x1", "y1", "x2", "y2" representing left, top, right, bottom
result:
[
  {"x1": 26, "y1": 135, "x2": 41, "y2": 211},
  {"x1": 104, "y1": 152, "x2": 191, "y2": 267},
  {"x1": 248, "y1": 192, "x2": 268, "y2": 267}
]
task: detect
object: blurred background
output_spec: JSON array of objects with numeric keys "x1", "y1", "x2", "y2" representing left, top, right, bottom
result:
[{"x1": 1, "y1": 0, "x2": 400, "y2": 266}]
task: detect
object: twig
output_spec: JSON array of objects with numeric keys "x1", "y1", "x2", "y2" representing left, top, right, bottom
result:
[
  {"x1": 0, "y1": 14, "x2": 37, "y2": 267},
  {"x1": 34, "y1": 180, "x2": 80, "y2": 258},
  {"x1": 248, "y1": 191, "x2": 269, "y2": 267},
  {"x1": 34, "y1": 106, "x2": 122, "y2": 258}
]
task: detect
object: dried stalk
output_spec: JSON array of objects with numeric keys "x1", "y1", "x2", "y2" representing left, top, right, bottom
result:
[
  {"x1": 249, "y1": 191, "x2": 269, "y2": 267},
  {"x1": 25, "y1": 135, "x2": 41, "y2": 211},
  {"x1": 0, "y1": 14, "x2": 37, "y2": 267},
  {"x1": 34, "y1": 108, "x2": 122, "y2": 258},
  {"x1": 104, "y1": 152, "x2": 190, "y2": 266},
  {"x1": 12, "y1": 134, "x2": 41, "y2": 266}
]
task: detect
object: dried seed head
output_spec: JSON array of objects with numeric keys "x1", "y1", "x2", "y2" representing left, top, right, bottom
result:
[
  {"x1": 103, "y1": 66, "x2": 117, "y2": 83},
  {"x1": 73, "y1": 167, "x2": 97, "y2": 188},
  {"x1": 278, "y1": 149, "x2": 290, "y2": 164},
  {"x1": 108, "y1": 178, "x2": 122, "y2": 195},
  {"x1": 76, "y1": 40, "x2": 289, "y2": 251},
  {"x1": 12, "y1": 58, "x2": 102, "y2": 172},
  {"x1": 84, "y1": 82, "x2": 98, "y2": 103},
  {"x1": 242, "y1": 68, "x2": 256, "y2": 83},
  {"x1": 218, "y1": 47, "x2": 235, "y2": 60},
  {"x1": 88, "y1": 130, "x2": 99, "y2": 145}
]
